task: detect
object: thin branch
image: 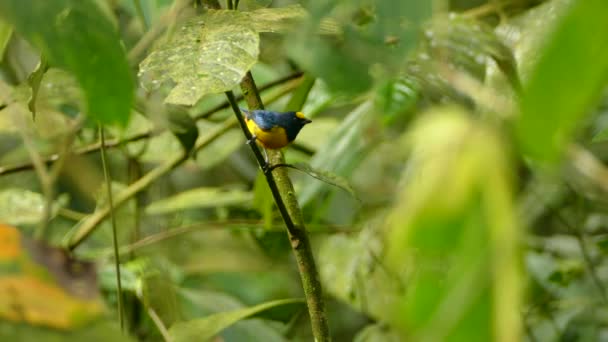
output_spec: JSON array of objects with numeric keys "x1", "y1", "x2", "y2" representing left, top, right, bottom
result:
[
  {"x1": 99, "y1": 125, "x2": 125, "y2": 330},
  {"x1": 147, "y1": 307, "x2": 173, "y2": 342},
  {"x1": 0, "y1": 72, "x2": 303, "y2": 177},
  {"x1": 226, "y1": 71, "x2": 330, "y2": 341}
]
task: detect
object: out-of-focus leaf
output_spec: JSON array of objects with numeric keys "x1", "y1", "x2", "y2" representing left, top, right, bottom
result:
[
  {"x1": 167, "y1": 109, "x2": 199, "y2": 155},
  {"x1": 247, "y1": 5, "x2": 306, "y2": 33},
  {"x1": 253, "y1": 172, "x2": 273, "y2": 229},
  {"x1": 374, "y1": 77, "x2": 418, "y2": 125},
  {"x1": 517, "y1": 0, "x2": 608, "y2": 161},
  {"x1": 354, "y1": 323, "x2": 401, "y2": 342},
  {"x1": 0, "y1": 320, "x2": 130, "y2": 341},
  {"x1": 285, "y1": 74, "x2": 315, "y2": 113},
  {"x1": 319, "y1": 227, "x2": 401, "y2": 322},
  {"x1": 298, "y1": 101, "x2": 375, "y2": 206},
  {"x1": 195, "y1": 126, "x2": 242, "y2": 170},
  {"x1": 424, "y1": 15, "x2": 520, "y2": 91},
  {"x1": 287, "y1": 0, "x2": 431, "y2": 94},
  {"x1": 0, "y1": 224, "x2": 104, "y2": 329},
  {"x1": 178, "y1": 289, "x2": 288, "y2": 342},
  {"x1": 145, "y1": 187, "x2": 253, "y2": 215},
  {"x1": 385, "y1": 107, "x2": 520, "y2": 341},
  {"x1": 0, "y1": 188, "x2": 67, "y2": 226},
  {"x1": 27, "y1": 56, "x2": 48, "y2": 119},
  {"x1": 0, "y1": 20, "x2": 12, "y2": 62},
  {"x1": 170, "y1": 296, "x2": 302, "y2": 342},
  {"x1": 0, "y1": 0, "x2": 134, "y2": 126},
  {"x1": 139, "y1": 131, "x2": 182, "y2": 163},
  {"x1": 36, "y1": 68, "x2": 84, "y2": 117}
]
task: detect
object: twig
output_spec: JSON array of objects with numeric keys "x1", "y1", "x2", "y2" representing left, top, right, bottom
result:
[
  {"x1": 226, "y1": 71, "x2": 330, "y2": 341},
  {"x1": 99, "y1": 125, "x2": 125, "y2": 329}
]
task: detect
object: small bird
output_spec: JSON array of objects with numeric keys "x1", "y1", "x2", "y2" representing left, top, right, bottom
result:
[{"x1": 242, "y1": 109, "x2": 312, "y2": 149}]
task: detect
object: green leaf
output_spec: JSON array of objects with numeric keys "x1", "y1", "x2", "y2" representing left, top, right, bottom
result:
[
  {"x1": 0, "y1": 189, "x2": 67, "y2": 226},
  {"x1": 139, "y1": 11, "x2": 259, "y2": 106},
  {"x1": 0, "y1": 20, "x2": 12, "y2": 63},
  {"x1": 167, "y1": 108, "x2": 199, "y2": 155},
  {"x1": 298, "y1": 101, "x2": 375, "y2": 206},
  {"x1": 27, "y1": 56, "x2": 49, "y2": 119},
  {"x1": 247, "y1": 5, "x2": 306, "y2": 33},
  {"x1": 354, "y1": 323, "x2": 401, "y2": 342},
  {"x1": 195, "y1": 126, "x2": 242, "y2": 171},
  {"x1": 374, "y1": 77, "x2": 418, "y2": 124},
  {"x1": 516, "y1": 0, "x2": 608, "y2": 161},
  {"x1": 287, "y1": 0, "x2": 431, "y2": 94},
  {"x1": 145, "y1": 187, "x2": 253, "y2": 215},
  {"x1": 253, "y1": 172, "x2": 273, "y2": 229},
  {"x1": 169, "y1": 298, "x2": 303, "y2": 342},
  {"x1": 139, "y1": 5, "x2": 303, "y2": 106},
  {"x1": 0, "y1": 0, "x2": 134, "y2": 126},
  {"x1": 276, "y1": 162, "x2": 357, "y2": 200},
  {"x1": 385, "y1": 107, "x2": 520, "y2": 341},
  {"x1": 423, "y1": 15, "x2": 520, "y2": 91}
]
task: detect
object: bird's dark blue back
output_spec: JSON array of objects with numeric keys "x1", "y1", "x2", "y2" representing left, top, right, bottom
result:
[{"x1": 246, "y1": 110, "x2": 304, "y2": 141}]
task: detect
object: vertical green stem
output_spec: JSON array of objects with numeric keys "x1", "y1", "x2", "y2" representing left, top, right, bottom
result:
[
  {"x1": 225, "y1": 71, "x2": 330, "y2": 341},
  {"x1": 99, "y1": 125, "x2": 125, "y2": 330}
]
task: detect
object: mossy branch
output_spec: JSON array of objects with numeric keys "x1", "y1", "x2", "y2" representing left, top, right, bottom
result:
[{"x1": 226, "y1": 71, "x2": 330, "y2": 341}]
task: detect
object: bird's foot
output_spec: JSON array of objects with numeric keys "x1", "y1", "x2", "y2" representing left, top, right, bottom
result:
[{"x1": 246, "y1": 134, "x2": 257, "y2": 145}]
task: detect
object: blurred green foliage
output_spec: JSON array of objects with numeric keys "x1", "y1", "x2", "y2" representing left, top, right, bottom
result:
[{"x1": 2, "y1": 0, "x2": 608, "y2": 341}]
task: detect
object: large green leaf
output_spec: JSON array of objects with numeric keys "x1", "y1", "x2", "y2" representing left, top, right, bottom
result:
[
  {"x1": 385, "y1": 107, "x2": 520, "y2": 341},
  {"x1": 0, "y1": 0, "x2": 133, "y2": 126},
  {"x1": 516, "y1": 0, "x2": 608, "y2": 161},
  {"x1": 139, "y1": 6, "x2": 305, "y2": 106},
  {"x1": 169, "y1": 297, "x2": 303, "y2": 342},
  {"x1": 287, "y1": 0, "x2": 431, "y2": 94}
]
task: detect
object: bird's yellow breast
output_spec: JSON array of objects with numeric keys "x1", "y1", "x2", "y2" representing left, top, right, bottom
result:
[{"x1": 246, "y1": 118, "x2": 289, "y2": 149}]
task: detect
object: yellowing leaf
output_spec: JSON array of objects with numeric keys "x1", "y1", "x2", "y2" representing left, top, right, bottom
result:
[{"x1": 0, "y1": 225, "x2": 104, "y2": 330}]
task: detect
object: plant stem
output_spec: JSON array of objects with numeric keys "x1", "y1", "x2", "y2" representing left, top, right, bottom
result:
[
  {"x1": 226, "y1": 72, "x2": 330, "y2": 341},
  {"x1": 99, "y1": 125, "x2": 125, "y2": 330}
]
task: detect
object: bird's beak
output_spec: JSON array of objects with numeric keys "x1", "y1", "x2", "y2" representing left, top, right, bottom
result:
[{"x1": 304, "y1": 119, "x2": 312, "y2": 124}]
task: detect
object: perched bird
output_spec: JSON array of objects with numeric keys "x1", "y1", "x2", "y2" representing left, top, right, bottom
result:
[{"x1": 241, "y1": 109, "x2": 312, "y2": 150}]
